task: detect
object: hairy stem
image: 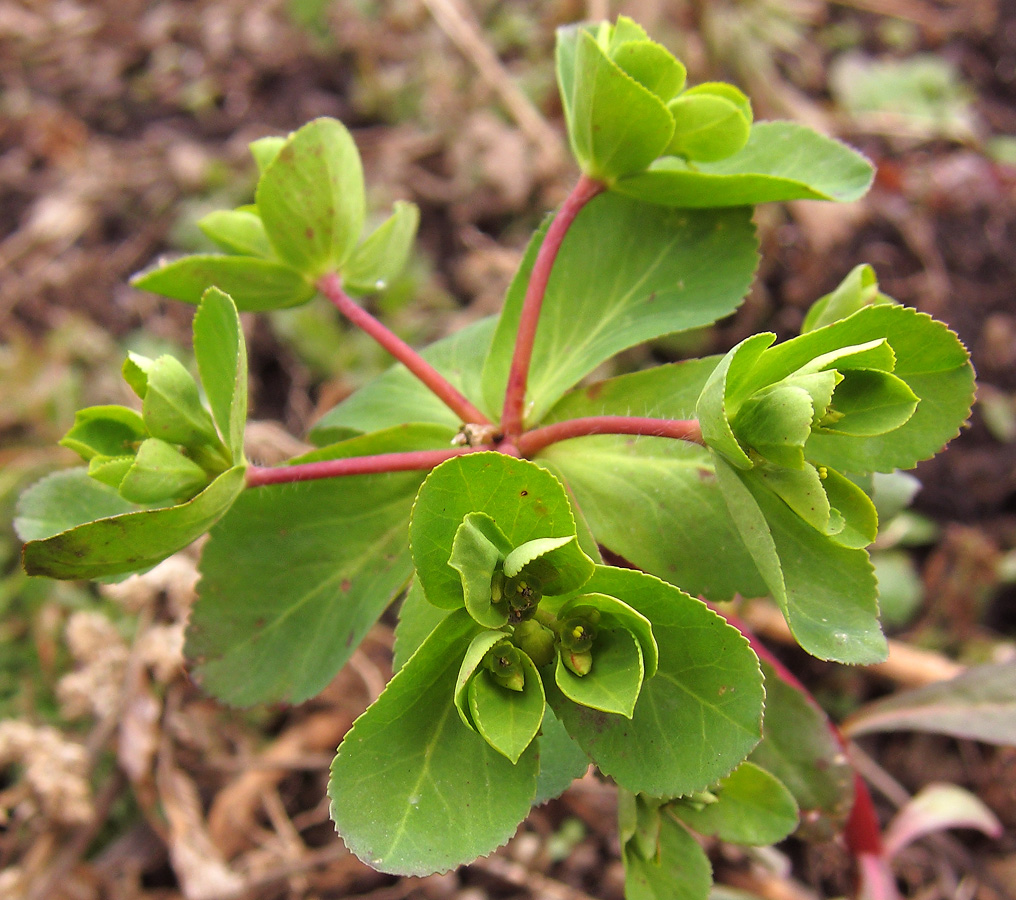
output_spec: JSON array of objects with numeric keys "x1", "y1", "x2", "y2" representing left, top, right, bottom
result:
[
  {"x1": 500, "y1": 174, "x2": 605, "y2": 440},
  {"x1": 517, "y1": 416, "x2": 703, "y2": 456},
  {"x1": 318, "y1": 272, "x2": 490, "y2": 426},
  {"x1": 246, "y1": 447, "x2": 486, "y2": 487}
]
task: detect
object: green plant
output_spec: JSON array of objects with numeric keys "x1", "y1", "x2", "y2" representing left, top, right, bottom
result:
[{"x1": 17, "y1": 17, "x2": 977, "y2": 899}]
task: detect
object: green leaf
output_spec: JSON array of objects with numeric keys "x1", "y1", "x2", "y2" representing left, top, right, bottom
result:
[
  {"x1": 559, "y1": 27, "x2": 675, "y2": 180},
  {"x1": 410, "y1": 454, "x2": 583, "y2": 611},
  {"x1": 734, "y1": 383, "x2": 817, "y2": 468},
  {"x1": 670, "y1": 761, "x2": 799, "y2": 845},
  {"x1": 543, "y1": 437, "x2": 767, "y2": 602},
  {"x1": 329, "y1": 611, "x2": 538, "y2": 875},
  {"x1": 544, "y1": 357, "x2": 720, "y2": 424},
  {"x1": 801, "y1": 264, "x2": 893, "y2": 332},
  {"x1": 87, "y1": 455, "x2": 134, "y2": 489},
  {"x1": 392, "y1": 576, "x2": 449, "y2": 672},
  {"x1": 712, "y1": 454, "x2": 886, "y2": 663},
  {"x1": 449, "y1": 513, "x2": 512, "y2": 628},
  {"x1": 118, "y1": 439, "x2": 210, "y2": 504},
  {"x1": 533, "y1": 706, "x2": 590, "y2": 805},
  {"x1": 819, "y1": 369, "x2": 918, "y2": 436},
  {"x1": 256, "y1": 118, "x2": 365, "y2": 277},
  {"x1": 193, "y1": 287, "x2": 248, "y2": 459},
  {"x1": 132, "y1": 255, "x2": 315, "y2": 311},
  {"x1": 249, "y1": 135, "x2": 286, "y2": 172},
  {"x1": 454, "y1": 630, "x2": 508, "y2": 725},
  {"x1": 468, "y1": 650, "x2": 546, "y2": 763},
  {"x1": 197, "y1": 209, "x2": 274, "y2": 258},
  {"x1": 623, "y1": 811, "x2": 713, "y2": 900},
  {"x1": 558, "y1": 591, "x2": 658, "y2": 678},
  {"x1": 842, "y1": 663, "x2": 1016, "y2": 745},
  {"x1": 481, "y1": 194, "x2": 758, "y2": 425},
  {"x1": 666, "y1": 88, "x2": 751, "y2": 162},
  {"x1": 59, "y1": 405, "x2": 147, "y2": 461},
  {"x1": 21, "y1": 466, "x2": 245, "y2": 580},
  {"x1": 310, "y1": 317, "x2": 495, "y2": 443},
  {"x1": 342, "y1": 201, "x2": 420, "y2": 295},
  {"x1": 821, "y1": 468, "x2": 878, "y2": 548},
  {"x1": 749, "y1": 661, "x2": 854, "y2": 841},
  {"x1": 799, "y1": 307, "x2": 974, "y2": 473},
  {"x1": 554, "y1": 626, "x2": 644, "y2": 718},
  {"x1": 503, "y1": 535, "x2": 595, "y2": 597},
  {"x1": 610, "y1": 39, "x2": 686, "y2": 101},
  {"x1": 614, "y1": 121, "x2": 874, "y2": 207},
  {"x1": 696, "y1": 333, "x2": 775, "y2": 471},
  {"x1": 130, "y1": 354, "x2": 220, "y2": 451},
  {"x1": 15, "y1": 468, "x2": 136, "y2": 542},
  {"x1": 187, "y1": 428, "x2": 434, "y2": 706},
  {"x1": 549, "y1": 567, "x2": 764, "y2": 797}
]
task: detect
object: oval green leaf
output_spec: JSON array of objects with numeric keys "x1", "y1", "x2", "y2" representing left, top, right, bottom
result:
[
  {"x1": 256, "y1": 117, "x2": 366, "y2": 276},
  {"x1": 132, "y1": 254, "x2": 315, "y2": 311}
]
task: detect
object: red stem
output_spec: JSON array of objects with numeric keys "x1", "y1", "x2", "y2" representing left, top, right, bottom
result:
[
  {"x1": 500, "y1": 174, "x2": 605, "y2": 441},
  {"x1": 246, "y1": 447, "x2": 485, "y2": 487},
  {"x1": 317, "y1": 273, "x2": 490, "y2": 426},
  {"x1": 517, "y1": 416, "x2": 703, "y2": 456}
]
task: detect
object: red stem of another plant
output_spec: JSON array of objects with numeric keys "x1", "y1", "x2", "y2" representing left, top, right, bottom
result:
[
  {"x1": 246, "y1": 447, "x2": 485, "y2": 487},
  {"x1": 517, "y1": 416, "x2": 703, "y2": 456},
  {"x1": 318, "y1": 273, "x2": 490, "y2": 426},
  {"x1": 500, "y1": 174, "x2": 605, "y2": 441}
]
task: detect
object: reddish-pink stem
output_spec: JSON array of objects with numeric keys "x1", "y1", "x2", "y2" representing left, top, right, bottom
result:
[
  {"x1": 500, "y1": 174, "x2": 605, "y2": 441},
  {"x1": 517, "y1": 416, "x2": 703, "y2": 456},
  {"x1": 246, "y1": 447, "x2": 485, "y2": 488},
  {"x1": 317, "y1": 273, "x2": 490, "y2": 426}
]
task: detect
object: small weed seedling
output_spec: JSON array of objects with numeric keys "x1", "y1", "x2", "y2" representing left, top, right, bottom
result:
[{"x1": 18, "y1": 17, "x2": 975, "y2": 899}]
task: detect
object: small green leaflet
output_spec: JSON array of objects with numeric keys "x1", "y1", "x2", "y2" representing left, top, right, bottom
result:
[
  {"x1": 623, "y1": 810, "x2": 712, "y2": 900},
  {"x1": 711, "y1": 454, "x2": 886, "y2": 664},
  {"x1": 670, "y1": 761, "x2": 799, "y2": 845},
  {"x1": 614, "y1": 121, "x2": 874, "y2": 207},
  {"x1": 21, "y1": 466, "x2": 245, "y2": 580},
  {"x1": 192, "y1": 287, "x2": 248, "y2": 460},
  {"x1": 256, "y1": 118, "x2": 365, "y2": 277},
  {"x1": 132, "y1": 254, "x2": 315, "y2": 311},
  {"x1": 557, "y1": 25, "x2": 675, "y2": 181}
]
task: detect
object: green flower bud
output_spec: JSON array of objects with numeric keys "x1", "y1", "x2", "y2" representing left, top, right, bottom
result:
[
  {"x1": 561, "y1": 647, "x2": 593, "y2": 677},
  {"x1": 511, "y1": 620, "x2": 556, "y2": 667},
  {"x1": 676, "y1": 790, "x2": 719, "y2": 812},
  {"x1": 559, "y1": 607, "x2": 600, "y2": 652},
  {"x1": 482, "y1": 642, "x2": 526, "y2": 692},
  {"x1": 503, "y1": 573, "x2": 543, "y2": 623}
]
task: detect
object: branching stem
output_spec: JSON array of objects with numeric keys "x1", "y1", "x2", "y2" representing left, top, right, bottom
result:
[
  {"x1": 500, "y1": 174, "x2": 605, "y2": 441},
  {"x1": 517, "y1": 416, "x2": 703, "y2": 456},
  {"x1": 246, "y1": 447, "x2": 487, "y2": 487},
  {"x1": 317, "y1": 272, "x2": 491, "y2": 426}
]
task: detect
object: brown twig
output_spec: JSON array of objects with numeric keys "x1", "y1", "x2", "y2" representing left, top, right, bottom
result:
[{"x1": 421, "y1": 0, "x2": 567, "y2": 175}]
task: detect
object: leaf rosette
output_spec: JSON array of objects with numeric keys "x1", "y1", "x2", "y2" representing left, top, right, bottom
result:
[
  {"x1": 415, "y1": 455, "x2": 662, "y2": 757},
  {"x1": 556, "y1": 16, "x2": 873, "y2": 205},
  {"x1": 17, "y1": 288, "x2": 248, "y2": 579},
  {"x1": 695, "y1": 271, "x2": 974, "y2": 662}
]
